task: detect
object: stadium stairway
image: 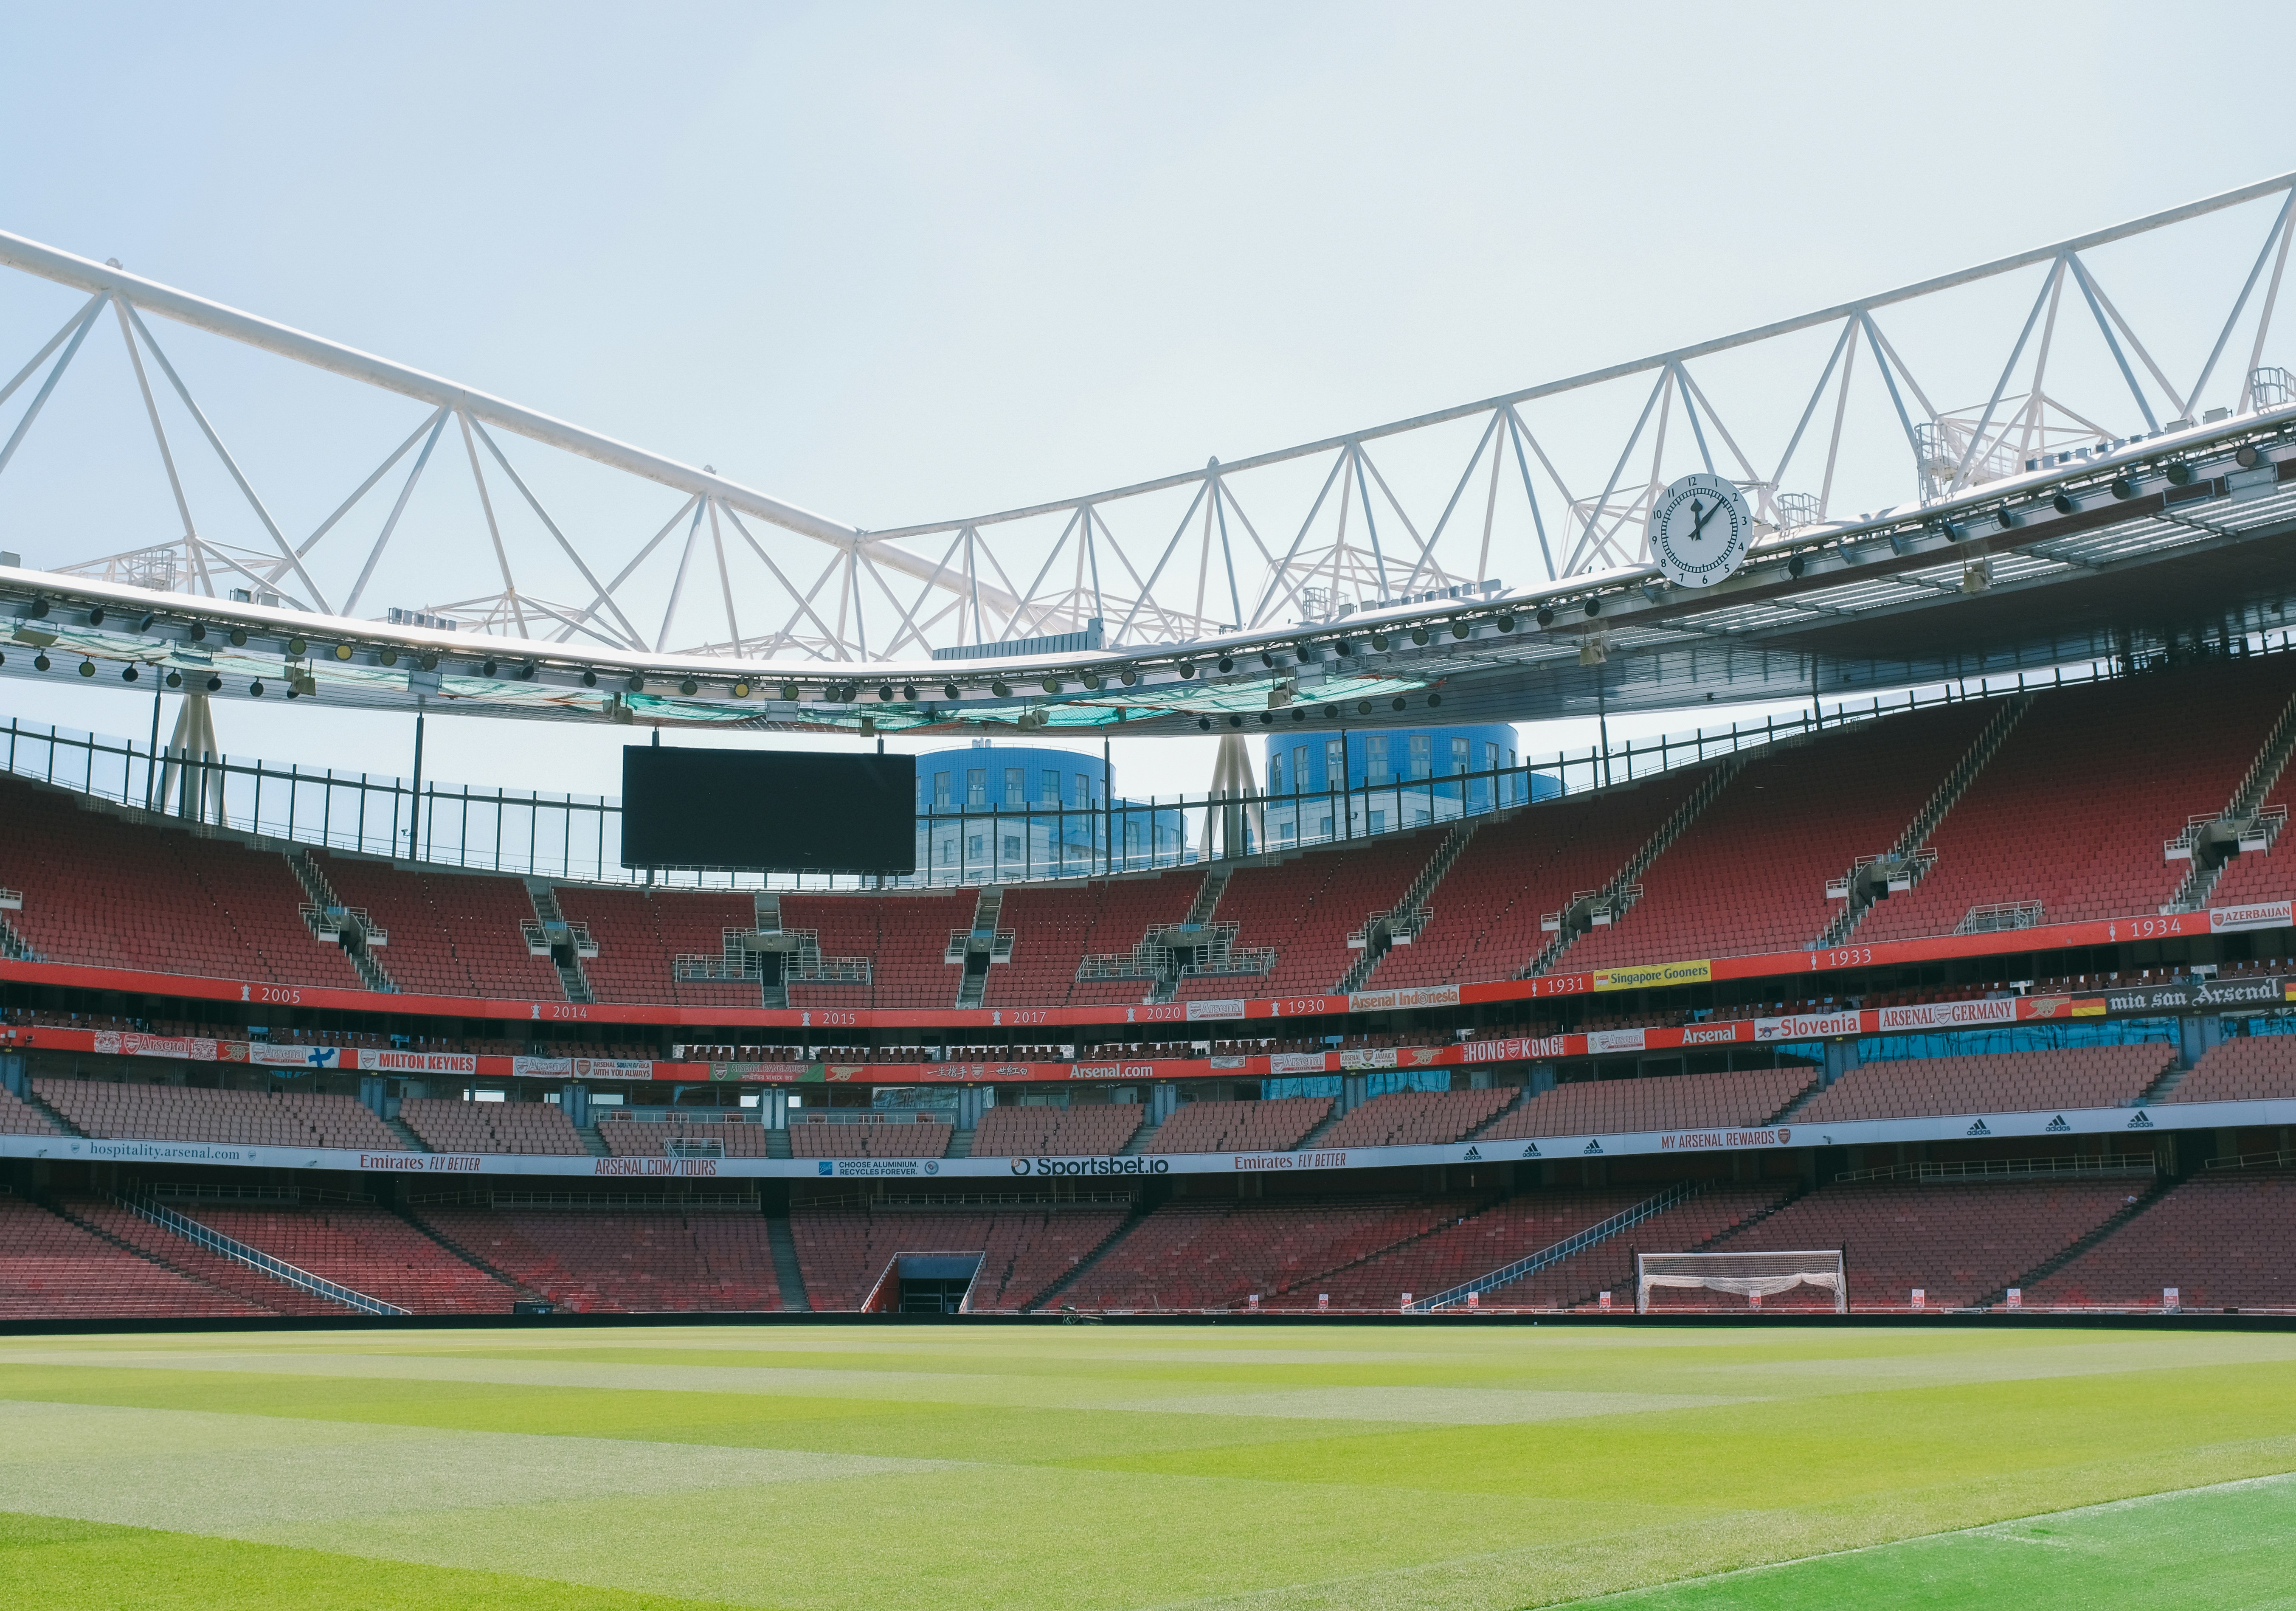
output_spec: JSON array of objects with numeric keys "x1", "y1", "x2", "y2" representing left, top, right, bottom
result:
[
  {"x1": 1257, "y1": 1191, "x2": 1507, "y2": 1306},
  {"x1": 394, "y1": 1204, "x2": 551, "y2": 1305},
  {"x1": 44, "y1": 1194, "x2": 338, "y2": 1316},
  {"x1": 765, "y1": 1214, "x2": 810, "y2": 1310},
  {"x1": 1024, "y1": 1198, "x2": 1153, "y2": 1311},
  {"x1": 286, "y1": 849, "x2": 397, "y2": 992},
  {"x1": 2166, "y1": 683, "x2": 2296, "y2": 912},
  {"x1": 1528, "y1": 756, "x2": 1748, "y2": 977},
  {"x1": 525, "y1": 880, "x2": 595, "y2": 1003},
  {"x1": 1972, "y1": 1174, "x2": 2177, "y2": 1308},
  {"x1": 1335, "y1": 818, "x2": 1481, "y2": 994},
  {"x1": 1814, "y1": 694, "x2": 2032, "y2": 949}
]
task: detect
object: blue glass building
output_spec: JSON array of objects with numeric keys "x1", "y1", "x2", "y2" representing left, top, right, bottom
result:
[
  {"x1": 1258, "y1": 723, "x2": 1557, "y2": 846},
  {"x1": 913, "y1": 740, "x2": 1187, "y2": 882}
]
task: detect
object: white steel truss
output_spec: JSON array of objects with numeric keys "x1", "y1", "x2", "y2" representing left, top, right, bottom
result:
[{"x1": 2, "y1": 173, "x2": 2295, "y2": 667}]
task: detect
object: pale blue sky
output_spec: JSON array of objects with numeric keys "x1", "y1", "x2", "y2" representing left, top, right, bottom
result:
[{"x1": 1, "y1": 1, "x2": 2290, "y2": 798}]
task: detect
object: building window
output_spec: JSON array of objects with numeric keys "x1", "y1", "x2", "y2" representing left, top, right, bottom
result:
[
  {"x1": 966, "y1": 769, "x2": 986, "y2": 807},
  {"x1": 940, "y1": 839, "x2": 957, "y2": 863},
  {"x1": 1368, "y1": 735, "x2": 1390, "y2": 781},
  {"x1": 1410, "y1": 735, "x2": 1432, "y2": 778},
  {"x1": 967, "y1": 834, "x2": 984, "y2": 858},
  {"x1": 1318, "y1": 814, "x2": 1334, "y2": 837},
  {"x1": 1269, "y1": 754, "x2": 1285, "y2": 794},
  {"x1": 1369, "y1": 809, "x2": 1387, "y2": 833},
  {"x1": 1039, "y1": 770, "x2": 1060, "y2": 805},
  {"x1": 1292, "y1": 745, "x2": 1310, "y2": 793},
  {"x1": 1280, "y1": 821, "x2": 1296, "y2": 841},
  {"x1": 1002, "y1": 835, "x2": 1021, "y2": 860},
  {"x1": 933, "y1": 771, "x2": 951, "y2": 808},
  {"x1": 1451, "y1": 737, "x2": 1469, "y2": 773},
  {"x1": 1004, "y1": 768, "x2": 1024, "y2": 806},
  {"x1": 1075, "y1": 772, "x2": 1092, "y2": 807},
  {"x1": 1326, "y1": 738, "x2": 1345, "y2": 786}
]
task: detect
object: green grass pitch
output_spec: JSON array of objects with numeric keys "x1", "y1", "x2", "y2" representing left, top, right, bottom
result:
[{"x1": 1, "y1": 1324, "x2": 2292, "y2": 1610}]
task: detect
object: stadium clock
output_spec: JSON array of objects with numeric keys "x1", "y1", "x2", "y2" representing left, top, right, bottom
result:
[{"x1": 1649, "y1": 472, "x2": 1752, "y2": 589}]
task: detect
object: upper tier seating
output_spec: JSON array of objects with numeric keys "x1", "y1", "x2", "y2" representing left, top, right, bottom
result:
[
  {"x1": 1480, "y1": 1067, "x2": 1818, "y2": 1141},
  {"x1": 1183, "y1": 832, "x2": 1442, "y2": 998},
  {"x1": 969, "y1": 1104, "x2": 1144, "y2": 1157},
  {"x1": 57, "y1": 1195, "x2": 347, "y2": 1316},
  {"x1": 2166, "y1": 1034, "x2": 2296, "y2": 1103},
  {"x1": 2027, "y1": 1171, "x2": 2296, "y2": 1309},
  {"x1": 982, "y1": 884, "x2": 1102, "y2": 1009},
  {"x1": 787, "y1": 1116, "x2": 953, "y2": 1158},
  {"x1": 1309, "y1": 1189, "x2": 1652, "y2": 1309},
  {"x1": 31, "y1": 1079, "x2": 402, "y2": 1151},
  {"x1": 1058, "y1": 1195, "x2": 1483, "y2": 1311},
  {"x1": 1064, "y1": 872, "x2": 1205, "y2": 1007},
  {"x1": 1562, "y1": 703, "x2": 1994, "y2": 970},
  {"x1": 0, "y1": 775, "x2": 359, "y2": 988},
  {"x1": 1859, "y1": 660, "x2": 2296, "y2": 942},
  {"x1": 776, "y1": 891, "x2": 979, "y2": 1010},
  {"x1": 0, "y1": 1085, "x2": 60, "y2": 1134},
  {"x1": 1146, "y1": 1096, "x2": 1332, "y2": 1154},
  {"x1": 1366, "y1": 769, "x2": 1711, "y2": 989},
  {"x1": 552, "y1": 888, "x2": 760, "y2": 1008},
  {"x1": 415, "y1": 1203, "x2": 781, "y2": 1311},
  {"x1": 788, "y1": 1204, "x2": 1130, "y2": 1310},
  {"x1": 1664, "y1": 1178, "x2": 2141, "y2": 1309},
  {"x1": 1481, "y1": 1183, "x2": 1796, "y2": 1308},
  {"x1": 1318, "y1": 1088, "x2": 1515, "y2": 1149},
  {"x1": 187, "y1": 1203, "x2": 515, "y2": 1313},
  {"x1": 0, "y1": 1195, "x2": 270, "y2": 1319},
  {"x1": 314, "y1": 853, "x2": 564, "y2": 1000},
  {"x1": 1792, "y1": 1045, "x2": 2174, "y2": 1125},
  {"x1": 599, "y1": 1113, "x2": 777, "y2": 1157},
  {"x1": 400, "y1": 1096, "x2": 586, "y2": 1155}
]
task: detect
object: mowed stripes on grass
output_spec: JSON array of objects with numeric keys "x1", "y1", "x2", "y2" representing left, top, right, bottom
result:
[{"x1": 0, "y1": 1324, "x2": 2291, "y2": 1611}]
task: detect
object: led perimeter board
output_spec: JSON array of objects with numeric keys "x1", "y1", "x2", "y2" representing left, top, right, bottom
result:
[{"x1": 620, "y1": 747, "x2": 917, "y2": 874}]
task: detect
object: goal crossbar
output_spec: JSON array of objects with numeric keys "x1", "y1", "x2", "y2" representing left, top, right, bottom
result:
[{"x1": 1635, "y1": 1250, "x2": 1846, "y2": 1313}]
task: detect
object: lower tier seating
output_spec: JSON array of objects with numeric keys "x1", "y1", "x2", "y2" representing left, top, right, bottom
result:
[
  {"x1": 1663, "y1": 1178, "x2": 2141, "y2": 1309},
  {"x1": 969, "y1": 1103, "x2": 1145, "y2": 1157},
  {"x1": 1480, "y1": 1183, "x2": 1797, "y2": 1308},
  {"x1": 2027, "y1": 1171, "x2": 2296, "y2": 1310},
  {"x1": 1147, "y1": 1096, "x2": 1332, "y2": 1154},
  {"x1": 31, "y1": 1079, "x2": 401, "y2": 1151},
  {"x1": 186, "y1": 1203, "x2": 515, "y2": 1313},
  {"x1": 1058, "y1": 1195, "x2": 1483, "y2": 1311},
  {"x1": 788, "y1": 1204, "x2": 1129, "y2": 1310},
  {"x1": 0, "y1": 1195, "x2": 267, "y2": 1319},
  {"x1": 1794, "y1": 1045, "x2": 2174, "y2": 1125},
  {"x1": 1309, "y1": 1189, "x2": 1653, "y2": 1309},
  {"x1": 56, "y1": 1195, "x2": 348, "y2": 1316},
  {"x1": 416, "y1": 1204, "x2": 781, "y2": 1311}
]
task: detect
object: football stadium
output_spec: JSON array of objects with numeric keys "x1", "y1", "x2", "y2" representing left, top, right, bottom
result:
[{"x1": 6, "y1": 19, "x2": 2296, "y2": 1603}]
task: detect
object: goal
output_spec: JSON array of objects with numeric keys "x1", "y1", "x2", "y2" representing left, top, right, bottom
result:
[{"x1": 1635, "y1": 1250, "x2": 1847, "y2": 1313}]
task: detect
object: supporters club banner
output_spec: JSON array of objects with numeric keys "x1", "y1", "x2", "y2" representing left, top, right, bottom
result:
[
  {"x1": 246, "y1": 1042, "x2": 343, "y2": 1069},
  {"x1": 2209, "y1": 900, "x2": 2293, "y2": 934},
  {"x1": 1872, "y1": 998, "x2": 2018, "y2": 1032},
  {"x1": 357, "y1": 1050, "x2": 478, "y2": 1074},
  {"x1": 1347, "y1": 985, "x2": 1461, "y2": 1013},
  {"x1": 571, "y1": 1057, "x2": 656, "y2": 1081},
  {"x1": 89, "y1": 1032, "x2": 218, "y2": 1062}
]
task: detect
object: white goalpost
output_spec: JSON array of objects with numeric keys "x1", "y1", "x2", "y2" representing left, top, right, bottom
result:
[{"x1": 1635, "y1": 1250, "x2": 1848, "y2": 1313}]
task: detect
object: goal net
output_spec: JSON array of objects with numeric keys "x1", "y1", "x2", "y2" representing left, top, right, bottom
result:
[{"x1": 1635, "y1": 1250, "x2": 1847, "y2": 1313}]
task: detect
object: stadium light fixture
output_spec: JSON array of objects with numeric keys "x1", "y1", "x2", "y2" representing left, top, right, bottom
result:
[
  {"x1": 731, "y1": 680, "x2": 751, "y2": 698},
  {"x1": 1117, "y1": 669, "x2": 1137, "y2": 686},
  {"x1": 333, "y1": 643, "x2": 354, "y2": 660},
  {"x1": 287, "y1": 635, "x2": 307, "y2": 657},
  {"x1": 1041, "y1": 678, "x2": 1061, "y2": 694},
  {"x1": 1450, "y1": 621, "x2": 1470, "y2": 639},
  {"x1": 1218, "y1": 656, "x2": 1236, "y2": 673},
  {"x1": 86, "y1": 605, "x2": 104, "y2": 625},
  {"x1": 249, "y1": 679, "x2": 264, "y2": 697},
  {"x1": 942, "y1": 682, "x2": 961, "y2": 700},
  {"x1": 1496, "y1": 614, "x2": 1516, "y2": 632},
  {"x1": 2237, "y1": 444, "x2": 2264, "y2": 468},
  {"x1": 627, "y1": 674, "x2": 644, "y2": 693},
  {"x1": 76, "y1": 659, "x2": 93, "y2": 677},
  {"x1": 2165, "y1": 463, "x2": 2196, "y2": 486},
  {"x1": 481, "y1": 658, "x2": 498, "y2": 676},
  {"x1": 2052, "y1": 491, "x2": 2082, "y2": 514},
  {"x1": 32, "y1": 652, "x2": 49, "y2": 671},
  {"x1": 991, "y1": 680, "x2": 1012, "y2": 698},
  {"x1": 25, "y1": 595, "x2": 47, "y2": 618},
  {"x1": 878, "y1": 685, "x2": 895, "y2": 702},
  {"x1": 378, "y1": 647, "x2": 399, "y2": 666},
  {"x1": 680, "y1": 678, "x2": 699, "y2": 695},
  {"x1": 581, "y1": 669, "x2": 598, "y2": 686},
  {"x1": 1412, "y1": 627, "x2": 1430, "y2": 645},
  {"x1": 1583, "y1": 597, "x2": 1602, "y2": 617},
  {"x1": 165, "y1": 670, "x2": 180, "y2": 688},
  {"x1": 1427, "y1": 692, "x2": 1442, "y2": 706},
  {"x1": 203, "y1": 674, "x2": 220, "y2": 691},
  {"x1": 136, "y1": 612, "x2": 156, "y2": 631},
  {"x1": 121, "y1": 665, "x2": 137, "y2": 682},
  {"x1": 1536, "y1": 606, "x2": 1556, "y2": 626},
  {"x1": 187, "y1": 621, "x2": 205, "y2": 641},
  {"x1": 1371, "y1": 633, "x2": 1391, "y2": 651},
  {"x1": 228, "y1": 627, "x2": 247, "y2": 647},
  {"x1": 2110, "y1": 478, "x2": 2140, "y2": 500}
]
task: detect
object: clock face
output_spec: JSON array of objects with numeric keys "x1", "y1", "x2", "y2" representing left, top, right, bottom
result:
[{"x1": 1650, "y1": 472, "x2": 1752, "y2": 589}]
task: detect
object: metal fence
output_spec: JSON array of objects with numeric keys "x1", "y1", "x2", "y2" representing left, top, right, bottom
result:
[{"x1": 0, "y1": 660, "x2": 2130, "y2": 891}]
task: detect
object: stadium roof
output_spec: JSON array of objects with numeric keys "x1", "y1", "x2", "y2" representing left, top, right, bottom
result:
[{"x1": 5, "y1": 174, "x2": 2296, "y2": 735}]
